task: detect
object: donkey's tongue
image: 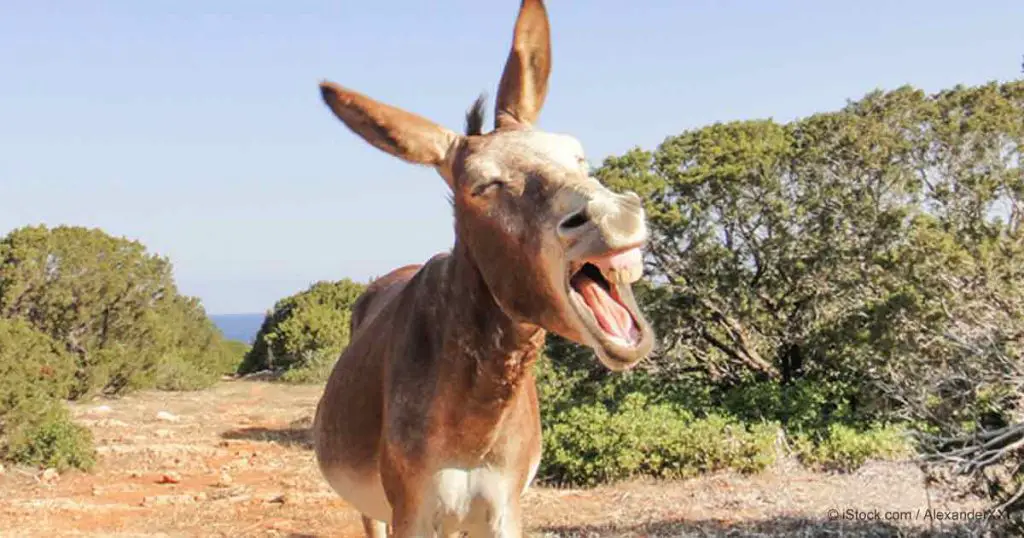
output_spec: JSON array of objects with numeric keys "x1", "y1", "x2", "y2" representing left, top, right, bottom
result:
[{"x1": 571, "y1": 273, "x2": 636, "y2": 343}]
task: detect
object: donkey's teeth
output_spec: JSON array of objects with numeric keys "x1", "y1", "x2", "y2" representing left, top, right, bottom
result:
[
  {"x1": 606, "y1": 266, "x2": 637, "y2": 285},
  {"x1": 589, "y1": 247, "x2": 644, "y2": 284}
]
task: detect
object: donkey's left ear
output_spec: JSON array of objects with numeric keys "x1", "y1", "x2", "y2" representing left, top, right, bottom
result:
[
  {"x1": 320, "y1": 81, "x2": 460, "y2": 179},
  {"x1": 494, "y1": 0, "x2": 552, "y2": 130}
]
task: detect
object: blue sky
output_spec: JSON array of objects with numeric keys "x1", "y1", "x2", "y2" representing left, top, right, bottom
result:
[{"x1": 1, "y1": 1, "x2": 1020, "y2": 314}]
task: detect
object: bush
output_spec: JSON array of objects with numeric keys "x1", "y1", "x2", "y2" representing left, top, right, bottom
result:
[
  {"x1": 718, "y1": 378, "x2": 861, "y2": 434},
  {"x1": 539, "y1": 392, "x2": 779, "y2": 487},
  {"x1": 240, "y1": 279, "x2": 366, "y2": 381},
  {"x1": 5, "y1": 406, "x2": 95, "y2": 471},
  {"x1": 0, "y1": 318, "x2": 75, "y2": 414},
  {"x1": 0, "y1": 318, "x2": 94, "y2": 470},
  {"x1": 0, "y1": 225, "x2": 242, "y2": 397},
  {"x1": 278, "y1": 348, "x2": 339, "y2": 384},
  {"x1": 536, "y1": 341, "x2": 916, "y2": 483},
  {"x1": 791, "y1": 423, "x2": 913, "y2": 472}
]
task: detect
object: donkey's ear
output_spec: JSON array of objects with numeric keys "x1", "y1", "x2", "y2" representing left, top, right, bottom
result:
[
  {"x1": 320, "y1": 81, "x2": 460, "y2": 175},
  {"x1": 494, "y1": 0, "x2": 552, "y2": 130}
]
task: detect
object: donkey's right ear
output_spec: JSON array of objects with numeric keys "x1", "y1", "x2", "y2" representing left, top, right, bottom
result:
[{"x1": 320, "y1": 81, "x2": 460, "y2": 175}]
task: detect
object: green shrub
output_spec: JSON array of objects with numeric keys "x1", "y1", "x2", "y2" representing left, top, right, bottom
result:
[
  {"x1": 154, "y1": 355, "x2": 222, "y2": 391},
  {"x1": 240, "y1": 279, "x2": 365, "y2": 378},
  {"x1": 792, "y1": 423, "x2": 913, "y2": 472},
  {"x1": 0, "y1": 318, "x2": 94, "y2": 470},
  {"x1": 539, "y1": 392, "x2": 779, "y2": 487},
  {"x1": 5, "y1": 406, "x2": 95, "y2": 471},
  {"x1": 0, "y1": 318, "x2": 75, "y2": 415},
  {"x1": 220, "y1": 340, "x2": 251, "y2": 372},
  {"x1": 279, "y1": 348, "x2": 338, "y2": 384},
  {"x1": 718, "y1": 378, "x2": 861, "y2": 433},
  {"x1": 0, "y1": 225, "x2": 240, "y2": 397}
]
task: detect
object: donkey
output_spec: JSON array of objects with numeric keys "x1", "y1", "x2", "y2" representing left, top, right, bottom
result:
[{"x1": 312, "y1": 1, "x2": 655, "y2": 536}]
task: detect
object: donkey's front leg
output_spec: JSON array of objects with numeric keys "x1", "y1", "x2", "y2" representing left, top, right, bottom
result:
[
  {"x1": 382, "y1": 461, "x2": 436, "y2": 538},
  {"x1": 360, "y1": 515, "x2": 389, "y2": 538},
  {"x1": 389, "y1": 503, "x2": 435, "y2": 538}
]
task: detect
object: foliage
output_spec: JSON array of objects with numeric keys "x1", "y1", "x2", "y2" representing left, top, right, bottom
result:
[
  {"x1": 587, "y1": 80, "x2": 1023, "y2": 510},
  {"x1": 239, "y1": 279, "x2": 366, "y2": 381},
  {"x1": 538, "y1": 390, "x2": 778, "y2": 487},
  {"x1": 535, "y1": 350, "x2": 915, "y2": 486},
  {"x1": 279, "y1": 348, "x2": 340, "y2": 384},
  {"x1": 0, "y1": 225, "x2": 243, "y2": 397},
  {"x1": 596, "y1": 82, "x2": 1024, "y2": 419},
  {"x1": 0, "y1": 317, "x2": 94, "y2": 470},
  {"x1": 5, "y1": 405, "x2": 95, "y2": 471},
  {"x1": 598, "y1": 80, "x2": 1022, "y2": 397},
  {"x1": 0, "y1": 318, "x2": 75, "y2": 415},
  {"x1": 792, "y1": 424, "x2": 913, "y2": 472}
]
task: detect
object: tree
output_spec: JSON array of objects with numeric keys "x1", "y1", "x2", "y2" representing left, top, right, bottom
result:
[
  {"x1": 586, "y1": 79, "x2": 1024, "y2": 520},
  {"x1": 0, "y1": 225, "x2": 239, "y2": 396},
  {"x1": 239, "y1": 279, "x2": 367, "y2": 381}
]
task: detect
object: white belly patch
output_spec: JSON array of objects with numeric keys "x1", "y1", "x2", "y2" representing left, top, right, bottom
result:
[
  {"x1": 319, "y1": 462, "x2": 528, "y2": 535},
  {"x1": 429, "y1": 466, "x2": 516, "y2": 535}
]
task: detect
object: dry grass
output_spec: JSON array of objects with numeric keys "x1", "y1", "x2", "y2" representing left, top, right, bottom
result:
[{"x1": 0, "y1": 380, "x2": 1002, "y2": 537}]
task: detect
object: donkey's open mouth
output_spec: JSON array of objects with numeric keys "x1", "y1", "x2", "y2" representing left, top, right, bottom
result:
[{"x1": 566, "y1": 245, "x2": 653, "y2": 368}]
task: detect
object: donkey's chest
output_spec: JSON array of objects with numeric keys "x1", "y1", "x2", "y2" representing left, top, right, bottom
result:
[{"x1": 426, "y1": 464, "x2": 520, "y2": 534}]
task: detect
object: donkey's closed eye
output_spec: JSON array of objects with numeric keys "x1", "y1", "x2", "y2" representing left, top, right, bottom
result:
[{"x1": 471, "y1": 180, "x2": 505, "y2": 197}]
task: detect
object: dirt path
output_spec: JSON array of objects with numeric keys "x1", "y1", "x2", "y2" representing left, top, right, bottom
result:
[{"x1": 0, "y1": 380, "x2": 996, "y2": 537}]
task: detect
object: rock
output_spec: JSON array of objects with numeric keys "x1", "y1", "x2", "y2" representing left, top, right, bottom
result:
[
  {"x1": 91, "y1": 485, "x2": 103, "y2": 496},
  {"x1": 216, "y1": 471, "x2": 233, "y2": 487},
  {"x1": 91, "y1": 405, "x2": 113, "y2": 415},
  {"x1": 155, "y1": 411, "x2": 179, "y2": 422},
  {"x1": 154, "y1": 429, "x2": 173, "y2": 438},
  {"x1": 142, "y1": 494, "x2": 195, "y2": 506},
  {"x1": 41, "y1": 468, "x2": 59, "y2": 482},
  {"x1": 264, "y1": 493, "x2": 287, "y2": 504},
  {"x1": 157, "y1": 472, "x2": 182, "y2": 484},
  {"x1": 208, "y1": 485, "x2": 249, "y2": 501},
  {"x1": 0, "y1": 462, "x2": 6, "y2": 475}
]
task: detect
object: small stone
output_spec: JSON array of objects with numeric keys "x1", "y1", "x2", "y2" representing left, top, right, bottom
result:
[
  {"x1": 154, "y1": 429, "x2": 173, "y2": 438},
  {"x1": 216, "y1": 471, "x2": 233, "y2": 487},
  {"x1": 265, "y1": 493, "x2": 287, "y2": 504},
  {"x1": 155, "y1": 411, "x2": 179, "y2": 422},
  {"x1": 41, "y1": 468, "x2": 59, "y2": 482},
  {"x1": 157, "y1": 472, "x2": 182, "y2": 484},
  {"x1": 0, "y1": 462, "x2": 6, "y2": 475},
  {"x1": 91, "y1": 405, "x2": 112, "y2": 415},
  {"x1": 91, "y1": 485, "x2": 103, "y2": 496},
  {"x1": 142, "y1": 494, "x2": 195, "y2": 506},
  {"x1": 194, "y1": 492, "x2": 208, "y2": 502}
]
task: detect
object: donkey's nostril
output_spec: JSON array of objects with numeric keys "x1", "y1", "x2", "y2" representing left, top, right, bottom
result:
[{"x1": 559, "y1": 209, "x2": 590, "y2": 232}]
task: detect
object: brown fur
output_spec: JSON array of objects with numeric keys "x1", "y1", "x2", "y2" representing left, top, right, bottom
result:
[{"x1": 312, "y1": 2, "x2": 654, "y2": 536}]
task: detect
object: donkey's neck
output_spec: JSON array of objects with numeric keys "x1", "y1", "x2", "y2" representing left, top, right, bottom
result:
[{"x1": 438, "y1": 240, "x2": 545, "y2": 407}]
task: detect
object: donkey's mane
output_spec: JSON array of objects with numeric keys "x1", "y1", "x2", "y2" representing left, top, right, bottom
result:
[{"x1": 464, "y1": 93, "x2": 488, "y2": 136}]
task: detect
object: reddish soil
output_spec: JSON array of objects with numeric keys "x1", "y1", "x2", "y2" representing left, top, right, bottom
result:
[{"x1": 0, "y1": 380, "x2": 997, "y2": 537}]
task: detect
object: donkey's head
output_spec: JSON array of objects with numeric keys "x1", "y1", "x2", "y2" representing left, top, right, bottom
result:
[{"x1": 319, "y1": 0, "x2": 654, "y2": 370}]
